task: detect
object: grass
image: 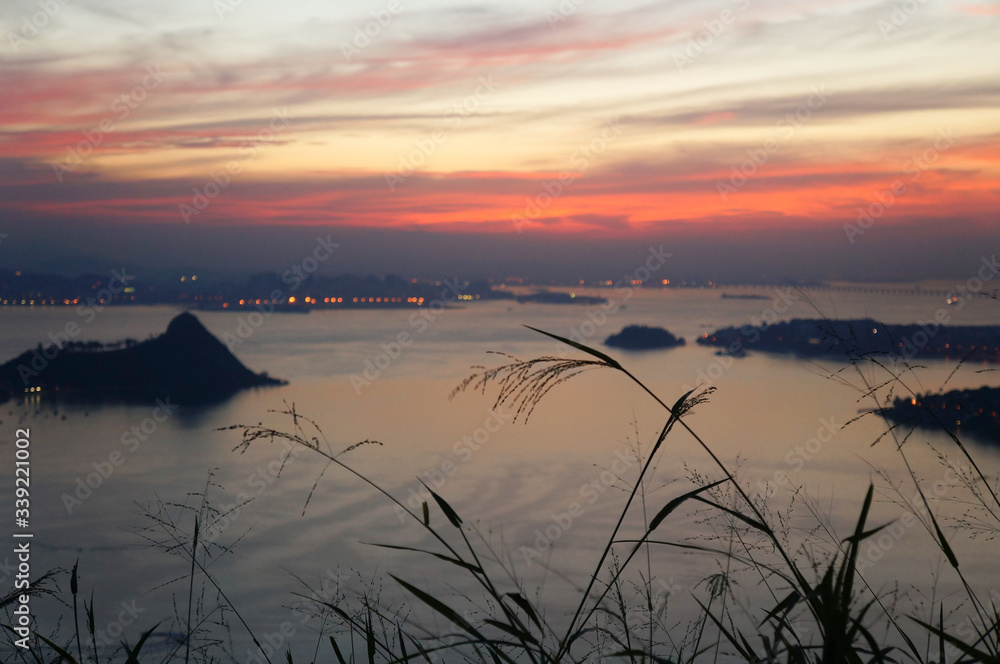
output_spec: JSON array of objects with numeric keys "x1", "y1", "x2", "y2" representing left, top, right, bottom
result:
[{"x1": 5, "y1": 321, "x2": 1000, "y2": 663}]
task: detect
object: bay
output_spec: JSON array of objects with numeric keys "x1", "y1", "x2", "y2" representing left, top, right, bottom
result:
[{"x1": 2, "y1": 284, "x2": 999, "y2": 661}]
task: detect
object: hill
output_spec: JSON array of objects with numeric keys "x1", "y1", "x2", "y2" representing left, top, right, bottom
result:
[
  {"x1": 605, "y1": 325, "x2": 685, "y2": 350},
  {"x1": 0, "y1": 312, "x2": 284, "y2": 405}
]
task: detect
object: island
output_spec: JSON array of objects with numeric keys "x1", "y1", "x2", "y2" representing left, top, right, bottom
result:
[
  {"x1": 0, "y1": 312, "x2": 285, "y2": 405},
  {"x1": 882, "y1": 386, "x2": 1000, "y2": 444},
  {"x1": 720, "y1": 293, "x2": 770, "y2": 300},
  {"x1": 697, "y1": 318, "x2": 1000, "y2": 363},
  {"x1": 605, "y1": 325, "x2": 685, "y2": 350},
  {"x1": 515, "y1": 291, "x2": 608, "y2": 305}
]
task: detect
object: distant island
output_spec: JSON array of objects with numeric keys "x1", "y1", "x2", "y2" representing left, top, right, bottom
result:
[
  {"x1": 882, "y1": 386, "x2": 1000, "y2": 444},
  {"x1": 515, "y1": 291, "x2": 607, "y2": 305},
  {"x1": 720, "y1": 293, "x2": 770, "y2": 300},
  {"x1": 605, "y1": 325, "x2": 685, "y2": 350},
  {"x1": 0, "y1": 312, "x2": 284, "y2": 406},
  {"x1": 697, "y1": 318, "x2": 1000, "y2": 363}
]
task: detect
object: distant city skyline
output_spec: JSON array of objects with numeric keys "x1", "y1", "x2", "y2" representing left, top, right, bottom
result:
[
  {"x1": 1, "y1": 0, "x2": 998, "y2": 281},
  {"x1": 2, "y1": 220, "x2": 997, "y2": 284}
]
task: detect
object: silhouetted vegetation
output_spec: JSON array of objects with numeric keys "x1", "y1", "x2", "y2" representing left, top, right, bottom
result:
[
  {"x1": 0, "y1": 313, "x2": 283, "y2": 405},
  {"x1": 7, "y1": 323, "x2": 999, "y2": 663},
  {"x1": 699, "y1": 318, "x2": 1000, "y2": 364}
]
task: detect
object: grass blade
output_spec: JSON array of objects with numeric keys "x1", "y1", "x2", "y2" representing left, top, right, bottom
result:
[
  {"x1": 124, "y1": 622, "x2": 161, "y2": 664},
  {"x1": 648, "y1": 478, "x2": 729, "y2": 532},
  {"x1": 504, "y1": 592, "x2": 543, "y2": 633},
  {"x1": 365, "y1": 612, "x2": 375, "y2": 664},
  {"x1": 70, "y1": 558, "x2": 82, "y2": 664},
  {"x1": 693, "y1": 596, "x2": 753, "y2": 660},
  {"x1": 329, "y1": 636, "x2": 348, "y2": 664},
  {"x1": 759, "y1": 590, "x2": 801, "y2": 627},
  {"x1": 931, "y1": 515, "x2": 959, "y2": 569},
  {"x1": 390, "y1": 575, "x2": 511, "y2": 664},
  {"x1": 841, "y1": 522, "x2": 893, "y2": 545},
  {"x1": 910, "y1": 617, "x2": 996, "y2": 663},
  {"x1": 668, "y1": 388, "x2": 697, "y2": 419},
  {"x1": 419, "y1": 482, "x2": 462, "y2": 527},
  {"x1": 33, "y1": 632, "x2": 80, "y2": 664},
  {"x1": 523, "y1": 325, "x2": 622, "y2": 369},
  {"x1": 406, "y1": 632, "x2": 437, "y2": 663},
  {"x1": 364, "y1": 542, "x2": 482, "y2": 574},
  {"x1": 390, "y1": 575, "x2": 486, "y2": 643},
  {"x1": 691, "y1": 496, "x2": 771, "y2": 534}
]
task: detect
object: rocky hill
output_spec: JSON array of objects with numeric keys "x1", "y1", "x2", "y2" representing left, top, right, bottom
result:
[{"x1": 0, "y1": 312, "x2": 284, "y2": 405}]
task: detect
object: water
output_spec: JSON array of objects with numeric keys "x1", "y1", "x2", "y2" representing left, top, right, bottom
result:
[{"x1": 2, "y1": 286, "x2": 999, "y2": 661}]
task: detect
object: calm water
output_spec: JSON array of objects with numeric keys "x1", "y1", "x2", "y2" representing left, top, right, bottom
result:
[{"x1": 2, "y1": 286, "x2": 999, "y2": 661}]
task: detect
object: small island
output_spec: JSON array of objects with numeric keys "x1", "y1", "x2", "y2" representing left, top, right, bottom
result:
[
  {"x1": 0, "y1": 312, "x2": 285, "y2": 406},
  {"x1": 698, "y1": 318, "x2": 1000, "y2": 363},
  {"x1": 882, "y1": 386, "x2": 1000, "y2": 444},
  {"x1": 605, "y1": 325, "x2": 685, "y2": 350}
]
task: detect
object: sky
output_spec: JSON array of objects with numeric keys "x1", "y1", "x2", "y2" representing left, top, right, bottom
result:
[{"x1": 1, "y1": 0, "x2": 998, "y2": 281}]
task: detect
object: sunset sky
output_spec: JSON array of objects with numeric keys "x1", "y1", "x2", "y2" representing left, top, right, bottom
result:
[{"x1": 1, "y1": 0, "x2": 998, "y2": 280}]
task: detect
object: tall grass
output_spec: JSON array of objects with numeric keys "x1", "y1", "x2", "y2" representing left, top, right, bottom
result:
[
  {"x1": 7, "y1": 323, "x2": 999, "y2": 663},
  {"x1": 3, "y1": 471, "x2": 251, "y2": 664},
  {"x1": 223, "y1": 325, "x2": 999, "y2": 662}
]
